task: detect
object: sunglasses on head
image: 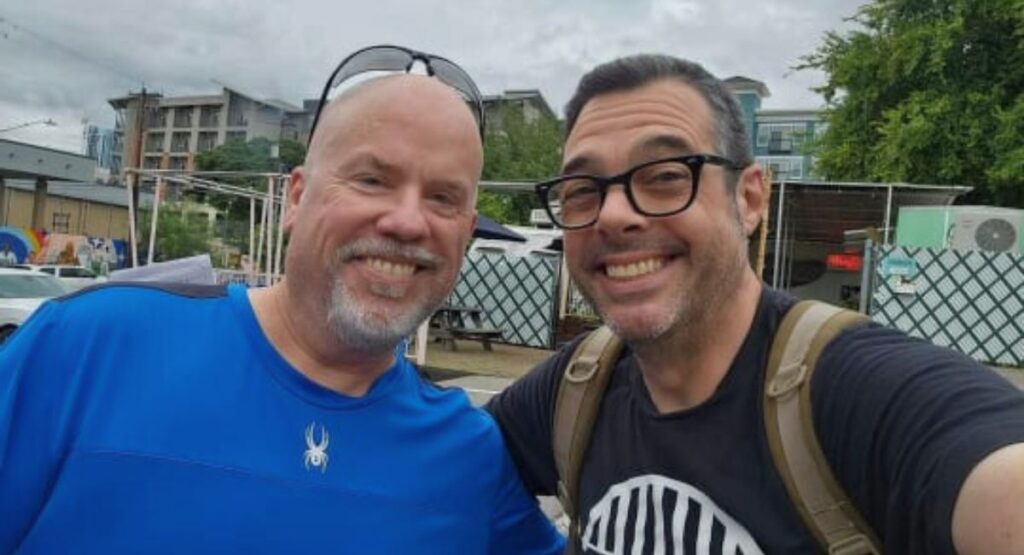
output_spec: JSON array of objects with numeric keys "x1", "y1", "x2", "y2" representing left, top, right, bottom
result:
[{"x1": 306, "y1": 44, "x2": 486, "y2": 145}]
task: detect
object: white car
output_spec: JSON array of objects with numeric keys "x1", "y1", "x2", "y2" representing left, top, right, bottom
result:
[
  {"x1": 10, "y1": 264, "x2": 106, "y2": 291},
  {"x1": 0, "y1": 268, "x2": 70, "y2": 343}
]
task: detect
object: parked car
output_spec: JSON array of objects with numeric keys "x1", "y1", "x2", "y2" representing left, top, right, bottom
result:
[
  {"x1": 10, "y1": 264, "x2": 106, "y2": 291},
  {"x1": 0, "y1": 268, "x2": 69, "y2": 343}
]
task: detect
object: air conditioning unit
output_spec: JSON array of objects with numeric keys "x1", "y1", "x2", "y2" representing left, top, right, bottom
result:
[
  {"x1": 897, "y1": 206, "x2": 1024, "y2": 254},
  {"x1": 948, "y1": 207, "x2": 1022, "y2": 253}
]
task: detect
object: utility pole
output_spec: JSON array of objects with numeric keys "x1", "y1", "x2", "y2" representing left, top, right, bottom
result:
[{"x1": 128, "y1": 87, "x2": 147, "y2": 266}]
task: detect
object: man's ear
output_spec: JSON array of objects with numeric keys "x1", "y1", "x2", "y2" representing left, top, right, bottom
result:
[
  {"x1": 734, "y1": 163, "x2": 767, "y2": 238},
  {"x1": 465, "y1": 211, "x2": 478, "y2": 249},
  {"x1": 283, "y1": 166, "x2": 307, "y2": 232}
]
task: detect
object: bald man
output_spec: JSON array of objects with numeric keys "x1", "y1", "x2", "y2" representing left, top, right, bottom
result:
[{"x1": 0, "y1": 75, "x2": 564, "y2": 554}]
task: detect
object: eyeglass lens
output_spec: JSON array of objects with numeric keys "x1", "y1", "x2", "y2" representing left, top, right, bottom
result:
[{"x1": 547, "y1": 160, "x2": 696, "y2": 227}]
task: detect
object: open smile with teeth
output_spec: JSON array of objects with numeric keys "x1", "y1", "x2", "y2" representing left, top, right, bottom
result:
[
  {"x1": 604, "y1": 258, "x2": 665, "y2": 280},
  {"x1": 365, "y1": 257, "x2": 417, "y2": 278}
]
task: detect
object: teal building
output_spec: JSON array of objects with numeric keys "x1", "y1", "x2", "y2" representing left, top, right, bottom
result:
[{"x1": 724, "y1": 77, "x2": 821, "y2": 181}]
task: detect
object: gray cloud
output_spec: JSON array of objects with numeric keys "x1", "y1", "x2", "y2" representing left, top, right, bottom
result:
[{"x1": 0, "y1": 0, "x2": 864, "y2": 152}]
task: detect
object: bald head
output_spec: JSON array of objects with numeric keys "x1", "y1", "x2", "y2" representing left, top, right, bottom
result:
[{"x1": 304, "y1": 74, "x2": 482, "y2": 178}]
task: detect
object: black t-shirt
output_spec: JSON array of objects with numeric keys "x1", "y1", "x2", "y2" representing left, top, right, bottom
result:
[{"x1": 486, "y1": 287, "x2": 1024, "y2": 554}]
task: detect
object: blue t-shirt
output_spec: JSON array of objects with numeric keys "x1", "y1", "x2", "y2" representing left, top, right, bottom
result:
[{"x1": 0, "y1": 283, "x2": 564, "y2": 554}]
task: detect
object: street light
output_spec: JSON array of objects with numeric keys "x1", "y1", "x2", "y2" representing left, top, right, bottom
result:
[{"x1": 0, "y1": 118, "x2": 57, "y2": 134}]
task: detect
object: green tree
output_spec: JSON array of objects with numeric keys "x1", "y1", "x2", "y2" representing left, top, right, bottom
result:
[
  {"x1": 800, "y1": 0, "x2": 1024, "y2": 207},
  {"x1": 191, "y1": 137, "x2": 305, "y2": 240},
  {"x1": 195, "y1": 137, "x2": 306, "y2": 173},
  {"x1": 137, "y1": 205, "x2": 213, "y2": 263},
  {"x1": 479, "y1": 106, "x2": 563, "y2": 224}
]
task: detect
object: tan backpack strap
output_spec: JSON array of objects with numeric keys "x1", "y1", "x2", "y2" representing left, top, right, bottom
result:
[
  {"x1": 552, "y1": 326, "x2": 624, "y2": 552},
  {"x1": 764, "y1": 301, "x2": 882, "y2": 555}
]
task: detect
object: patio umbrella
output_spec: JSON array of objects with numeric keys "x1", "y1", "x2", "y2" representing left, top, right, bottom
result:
[{"x1": 473, "y1": 214, "x2": 527, "y2": 242}]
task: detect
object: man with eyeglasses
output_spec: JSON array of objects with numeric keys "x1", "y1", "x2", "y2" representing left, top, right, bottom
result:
[
  {"x1": 486, "y1": 54, "x2": 1024, "y2": 554},
  {"x1": 0, "y1": 45, "x2": 563, "y2": 554}
]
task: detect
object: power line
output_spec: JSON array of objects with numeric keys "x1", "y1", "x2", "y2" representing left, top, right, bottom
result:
[{"x1": 0, "y1": 14, "x2": 145, "y2": 87}]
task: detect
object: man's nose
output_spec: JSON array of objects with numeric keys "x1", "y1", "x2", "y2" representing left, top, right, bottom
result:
[
  {"x1": 593, "y1": 184, "x2": 646, "y2": 235},
  {"x1": 376, "y1": 188, "x2": 430, "y2": 241}
]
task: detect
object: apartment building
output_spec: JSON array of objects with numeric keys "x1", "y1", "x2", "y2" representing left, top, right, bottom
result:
[
  {"x1": 724, "y1": 76, "x2": 822, "y2": 181},
  {"x1": 108, "y1": 85, "x2": 312, "y2": 176},
  {"x1": 482, "y1": 89, "x2": 558, "y2": 131}
]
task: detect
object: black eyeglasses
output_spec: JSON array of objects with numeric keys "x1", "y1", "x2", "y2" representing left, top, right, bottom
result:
[
  {"x1": 306, "y1": 44, "x2": 486, "y2": 146},
  {"x1": 535, "y1": 154, "x2": 746, "y2": 230}
]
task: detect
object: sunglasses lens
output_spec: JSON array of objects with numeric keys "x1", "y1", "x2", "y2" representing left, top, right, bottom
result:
[
  {"x1": 311, "y1": 45, "x2": 486, "y2": 144},
  {"x1": 328, "y1": 46, "x2": 413, "y2": 90},
  {"x1": 429, "y1": 58, "x2": 486, "y2": 134},
  {"x1": 429, "y1": 58, "x2": 481, "y2": 101}
]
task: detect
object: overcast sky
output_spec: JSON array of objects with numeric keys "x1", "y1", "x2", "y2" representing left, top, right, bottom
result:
[{"x1": 1, "y1": 0, "x2": 864, "y2": 153}]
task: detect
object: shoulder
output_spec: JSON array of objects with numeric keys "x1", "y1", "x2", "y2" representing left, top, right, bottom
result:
[
  {"x1": 810, "y1": 320, "x2": 1024, "y2": 551},
  {"x1": 3, "y1": 282, "x2": 233, "y2": 355},
  {"x1": 809, "y1": 317, "x2": 1005, "y2": 434},
  {"x1": 51, "y1": 281, "x2": 230, "y2": 322},
  {"x1": 813, "y1": 320, "x2": 993, "y2": 397},
  {"x1": 487, "y1": 333, "x2": 587, "y2": 419},
  {"x1": 412, "y1": 368, "x2": 506, "y2": 442},
  {"x1": 57, "y1": 281, "x2": 229, "y2": 307}
]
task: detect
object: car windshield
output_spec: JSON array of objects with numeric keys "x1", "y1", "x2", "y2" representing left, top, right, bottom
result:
[{"x1": 0, "y1": 274, "x2": 69, "y2": 298}]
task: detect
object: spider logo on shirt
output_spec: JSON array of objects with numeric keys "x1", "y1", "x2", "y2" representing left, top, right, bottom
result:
[{"x1": 304, "y1": 422, "x2": 329, "y2": 473}]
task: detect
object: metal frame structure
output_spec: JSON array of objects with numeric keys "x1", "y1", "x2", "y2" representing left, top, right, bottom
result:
[
  {"x1": 765, "y1": 180, "x2": 971, "y2": 290},
  {"x1": 123, "y1": 168, "x2": 290, "y2": 285}
]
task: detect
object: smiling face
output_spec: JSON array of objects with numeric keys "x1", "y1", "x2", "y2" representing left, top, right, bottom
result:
[
  {"x1": 562, "y1": 78, "x2": 760, "y2": 343},
  {"x1": 284, "y1": 75, "x2": 481, "y2": 351}
]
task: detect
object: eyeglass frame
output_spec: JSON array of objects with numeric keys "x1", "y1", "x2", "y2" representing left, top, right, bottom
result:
[
  {"x1": 305, "y1": 44, "x2": 486, "y2": 147},
  {"x1": 534, "y1": 153, "x2": 747, "y2": 230}
]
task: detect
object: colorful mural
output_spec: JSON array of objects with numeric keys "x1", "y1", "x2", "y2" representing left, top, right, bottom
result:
[
  {"x1": 0, "y1": 227, "x2": 44, "y2": 266},
  {"x1": 0, "y1": 227, "x2": 127, "y2": 274}
]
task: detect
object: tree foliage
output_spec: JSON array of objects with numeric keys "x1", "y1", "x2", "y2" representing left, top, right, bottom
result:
[
  {"x1": 191, "y1": 137, "x2": 305, "y2": 222},
  {"x1": 801, "y1": 0, "x2": 1024, "y2": 207},
  {"x1": 479, "y1": 106, "x2": 563, "y2": 224},
  {"x1": 137, "y1": 205, "x2": 213, "y2": 263},
  {"x1": 194, "y1": 137, "x2": 306, "y2": 173}
]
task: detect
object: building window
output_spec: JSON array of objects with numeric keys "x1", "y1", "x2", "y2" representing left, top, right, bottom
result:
[
  {"x1": 171, "y1": 132, "x2": 191, "y2": 153},
  {"x1": 145, "y1": 132, "x2": 164, "y2": 153},
  {"x1": 757, "y1": 156, "x2": 805, "y2": 180},
  {"x1": 143, "y1": 156, "x2": 162, "y2": 169},
  {"x1": 145, "y1": 107, "x2": 167, "y2": 128},
  {"x1": 197, "y1": 131, "x2": 218, "y2": 152},
  {"x1": 225, "y1": 131, "x2": 246, "y2": 143},
  {"x1": 199, "y1": 106, "x2": 220, "y2": 128},
  {"x1": 173, "y1": 107, "x2": 193, "y2": 128},
  {"x1": 755, "y1": 123, "x2": 809, "y2": 153},
  {"x1": 227, "y1": 97, "x2": 249, "y2": 127},
  {"x1": 52, "y1": 212, "x2": 71, "y2": 233},
  {"x1": 169, "y1": 156, "x2": 188, "y2": 171}
]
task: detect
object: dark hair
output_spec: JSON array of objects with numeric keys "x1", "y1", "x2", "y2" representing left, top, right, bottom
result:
[{"x1": 564, "y1": 54, "x2": 753, "y2": 176}]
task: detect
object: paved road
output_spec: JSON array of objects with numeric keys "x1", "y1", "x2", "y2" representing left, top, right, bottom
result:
[{"x1": 992, "y1": 366, "x2": 1024, "y2": 388}]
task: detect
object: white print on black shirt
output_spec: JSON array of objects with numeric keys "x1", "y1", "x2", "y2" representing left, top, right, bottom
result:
[{"x1": 583, "y1": 475, "x2": 763, "y2": 555}]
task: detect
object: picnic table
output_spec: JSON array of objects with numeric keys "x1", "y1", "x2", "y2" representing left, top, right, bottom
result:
[{"x1": 430, "y1": 305, "x2": 503, "y2": 351}]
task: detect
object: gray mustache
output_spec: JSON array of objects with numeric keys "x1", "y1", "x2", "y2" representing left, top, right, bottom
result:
[{"x1": 333, "y1": 238, "x2": 443, "y2": 269}]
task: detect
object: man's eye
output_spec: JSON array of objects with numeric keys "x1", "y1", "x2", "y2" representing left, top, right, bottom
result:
[
  {"x1": 353, "y1": 175, "x2": 385, "y2": 189},
  {"x1": 430, "y1": 191, "x2": 457, "y2": 205},
  {"x1": 561, "y1": 182, "x2": 599, "y2": 203},
  {"x1": 653, "y1": 170, "x2": 689, "y2": 182}
]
